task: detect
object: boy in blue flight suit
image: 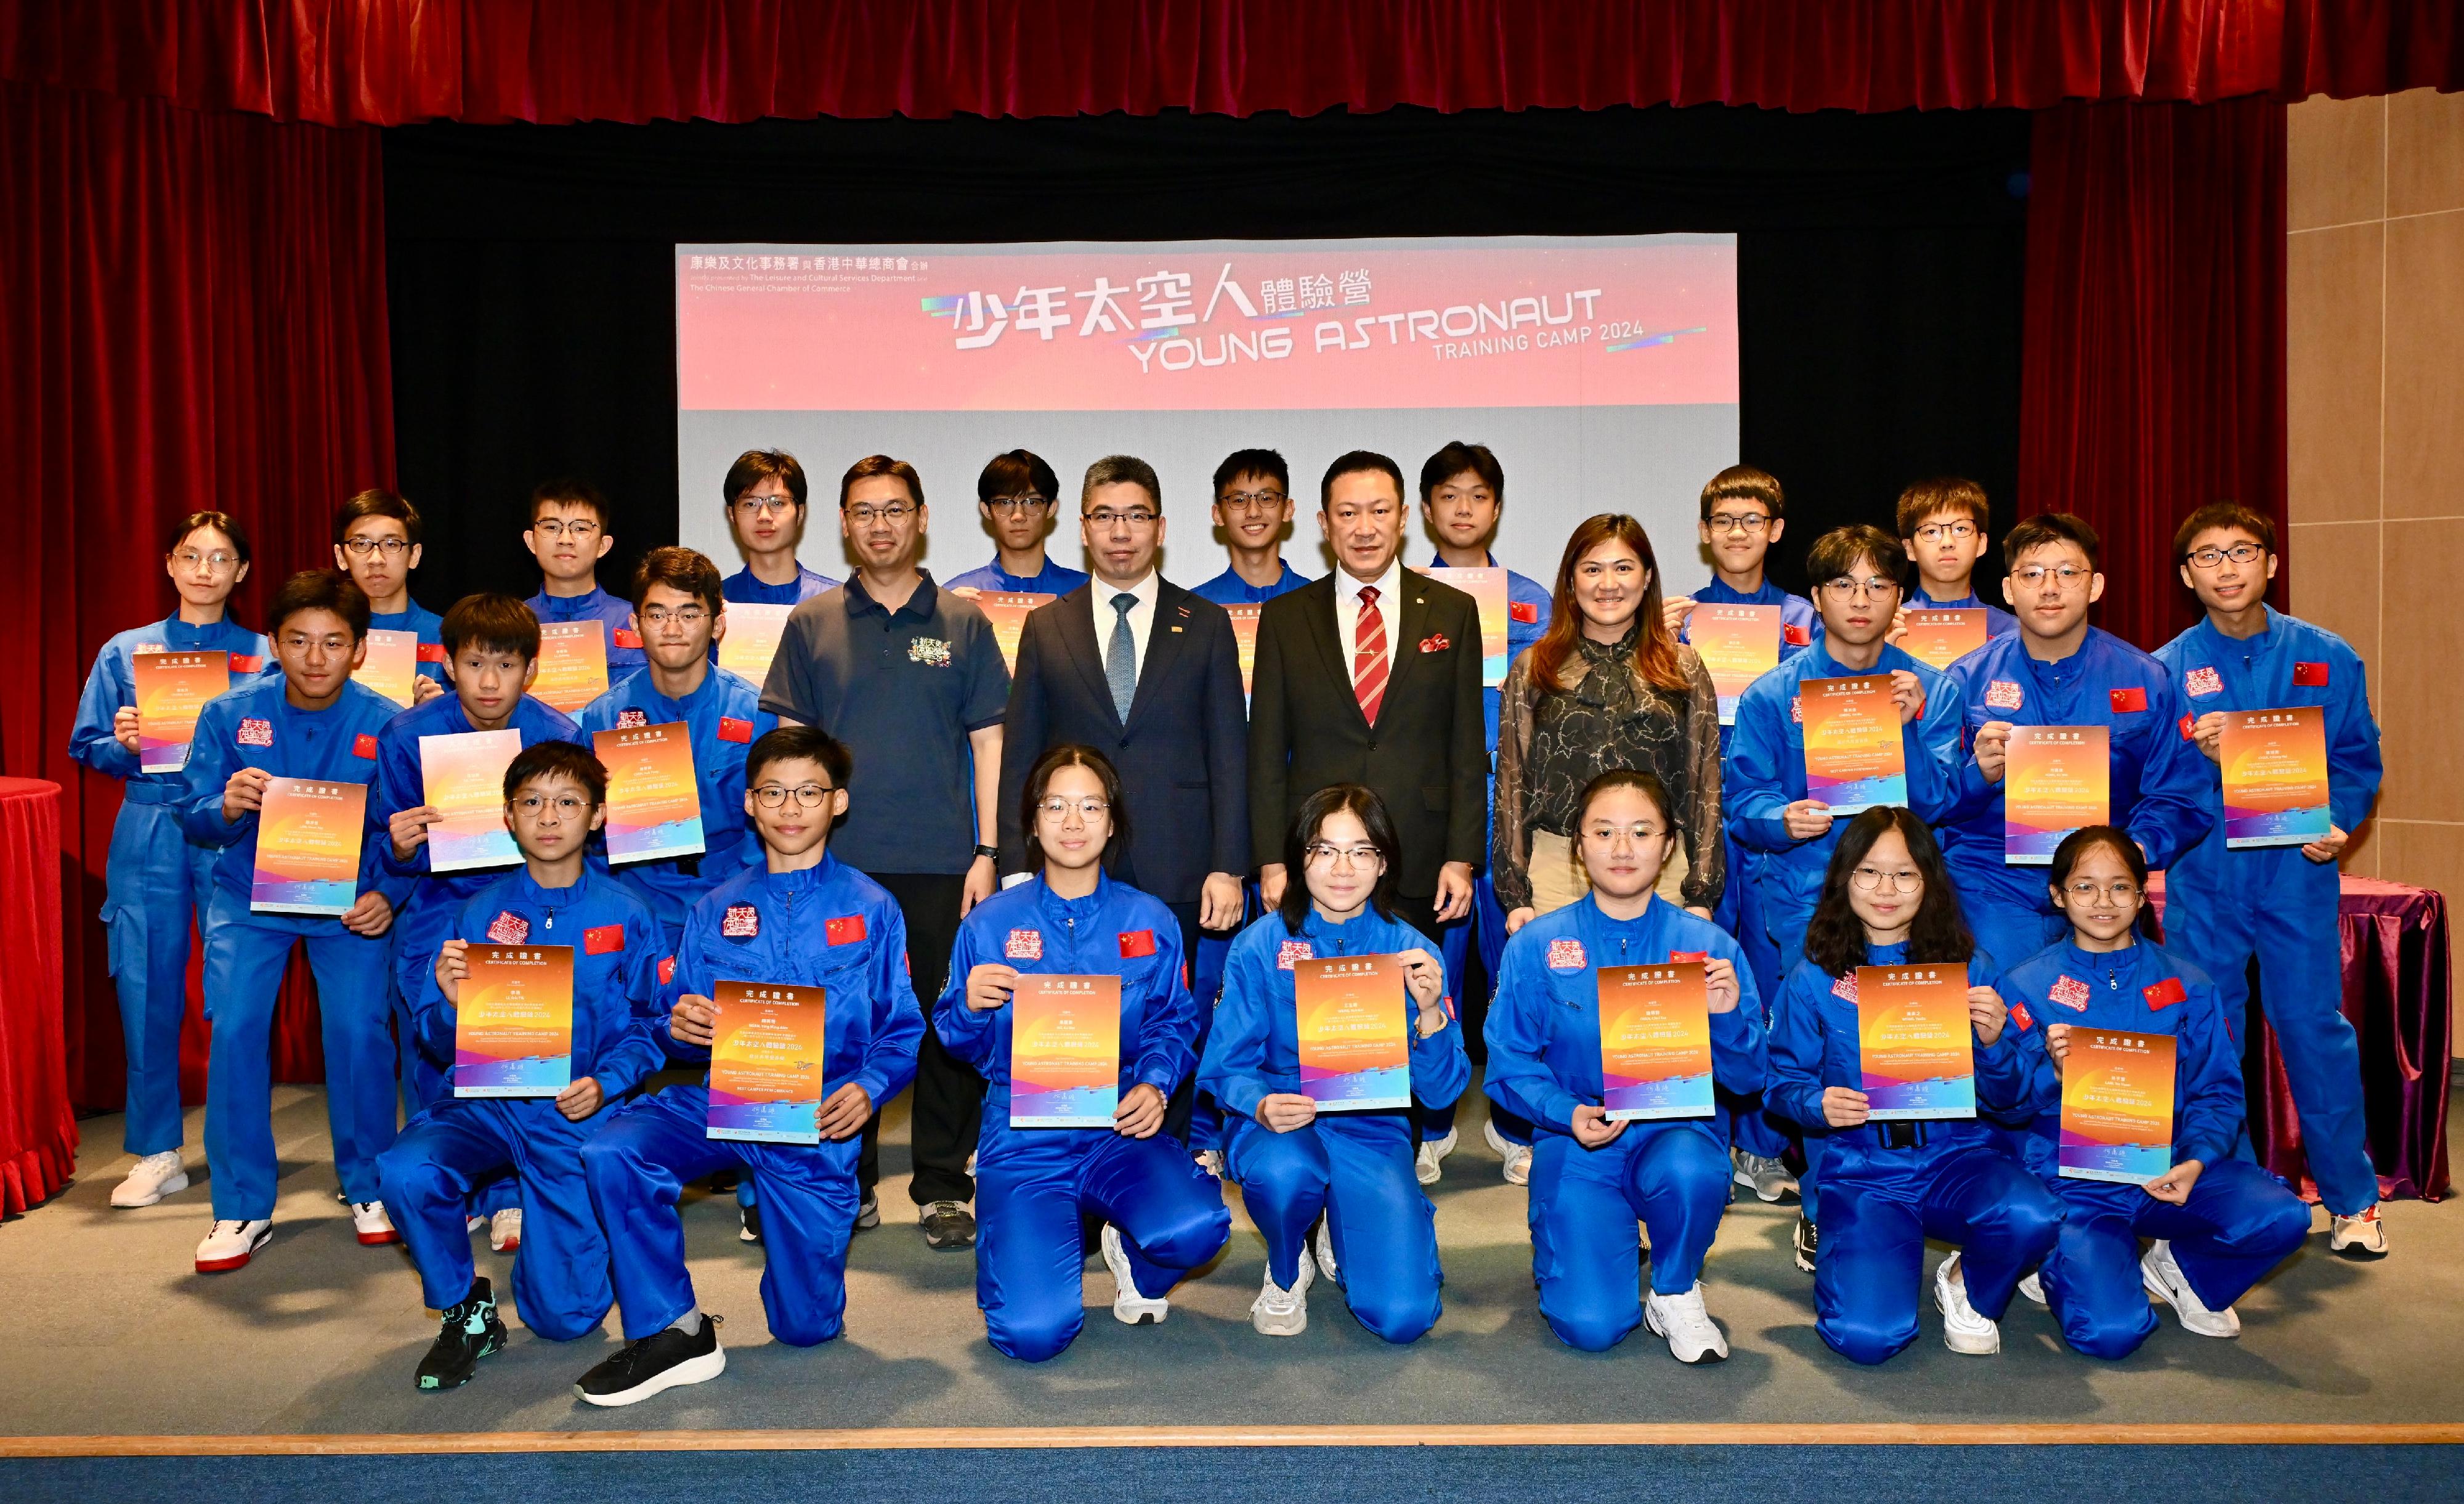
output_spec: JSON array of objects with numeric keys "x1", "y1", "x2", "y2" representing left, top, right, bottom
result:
[
  {"x1": 944, "y1": 449, "x2": 1090, "y2": 596},
  {"x1": 523, "y1": 478, "x2": 647, "y2": 679},
  {"x1": 1935, "y1": 513, "x2": 2211, "y2": 977},
  {"x1": 1893, "y1": 478, "x2": 2018, "y2": 641},
  {"x1": 182, "y1": 571, "x2": 410, "y2": 1273},
  {"x1": 577, "y1": 726, "x2": 923, "y2": 1406},
  {"x1": 2154, "y1": 501, "x2": 2388, "y2": 1257},
  {"x1": 69, "y1": 511, "x2": 271, "y2": 1209},
  {"x1": 378, "y1": 741, "x2": 665, "y2": 1391},
  {"x1": 718, "y1": 449, "x2": 840, "y2": 605},
  {"x1": 334, "y1": 489, "x2": 447, "y2": 702},
  {"x1": 1191, "y1": 449, "x2": 1311, "y2": 606}
]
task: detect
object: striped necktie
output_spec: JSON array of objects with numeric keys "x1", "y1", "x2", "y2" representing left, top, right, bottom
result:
[{"x1": 1352, "y1": 583, "x2": 1387, "y2": 724}]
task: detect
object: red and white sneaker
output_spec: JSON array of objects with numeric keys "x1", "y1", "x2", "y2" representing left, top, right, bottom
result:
[
  {"x1": 195, "y1": 1219, "x2": 272, "y2": 1272},
  {"x1": 2330, "y1": 1205, "x2": 2388, "y2": 1260},
  {"x1": 489, "y1": 1207, "x2": 522, "y2": 1253},
  {"x1": 351, "y1": 1200, "x2": 400, "y2": 1246}
]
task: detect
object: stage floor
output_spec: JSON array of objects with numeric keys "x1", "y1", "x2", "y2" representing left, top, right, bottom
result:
[{"x1": 4, "y1": 1078, "x2": 2459, "y2": 1442}]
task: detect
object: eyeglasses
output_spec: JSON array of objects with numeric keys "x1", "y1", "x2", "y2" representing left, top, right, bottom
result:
[
  {"x1": 2061, "y1": 879, "x2": 2142, "y2": 903},
  {"x1": 1706, "y1": 513, "x2": 1771, "y2": 534},
  {"x1": 1583, "y1": 823, "x2": 1666, "y2": 844},
  {"x1": 754, "y1": 783, "x2": 833, "y2": 808},
  {"x1": 171, "y1": 550, "x2": 240, "y2": 572},
  {"x1": 2184, "y1": 543, "x2": 2264, "y2": 569},
  {"x1": 1303, "y1": 842, "x2": 1381, "y2": 868},
  {"x1": 1850, "y1": 866, "x2": 1923, "y2": 892},
  {"x1": 1820, "y1": 576, "x2": 1900, "y2": 600},
  {"x1": 1037, "y1": 796, "x2": 1110, "y2": 819},
  {"x1": 1914, "y1": 522, "x2": 1978, "y2": 543},
  {"x1": 1218, "y1": 490, "x2": 1286, "y2": 513},
  {"x1": 732, "y1": 497, "x2": 798, "y2": 518},
  {"x1": 1084, "y1": 509, "x2": 1159, "y2": 529},
  {"x1": 2011, "y1": 564, "x2": 2091, "y2": 588},
  {"x1": 341, "y1": 537, "x2": 411, "y2": 559},
  {"x1": 984, "y1": 494, "x2": 1050, "y2": 515},
  {"x1": 509, "y1": 794, "x2": 591, "y2": 816},
  {"x1": 531, "y1": 519, "x2": 601, "y2": 540},
  {"x1": 846, "y1": 503, "x2": 916, "y2": 525},
  {"x1": 639, "y1": 606, "x2": 709, "y2": 627}
]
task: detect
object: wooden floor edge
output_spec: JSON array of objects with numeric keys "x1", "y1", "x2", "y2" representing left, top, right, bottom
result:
[{"x1": 4, "y1": 1423, "x2": 2462, "y2": 1457}]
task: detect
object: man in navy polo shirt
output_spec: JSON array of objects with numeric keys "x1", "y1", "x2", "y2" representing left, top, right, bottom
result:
[
  {"x1": 761, "y1": 453, "x2": 1011, "y2": 1253},
  {"x1": 524, "y1": 478, "x2": 647, "y2": 680}
]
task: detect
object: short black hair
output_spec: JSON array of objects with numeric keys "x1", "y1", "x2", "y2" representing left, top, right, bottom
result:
[
  {"x1": 1278, "y1": 782, "x2": 1401, "y2": 933},
  {"x1": 440, "y1": 593, "x2": 541, "y2": 661},
  {"x1": 503, "y1": 741, "x2": 607, "y2": 805},
  {"x1": 1419, "y1": 441, "x2": 1502, "y2": 505},
  {"x1": 745, "y1": 725, "x2": 852, "y2": 790},
  {"x1": 334, "y1": 489, "x2": 424, "y2": 548},
  {"x1": 631, "y1": 546, "x2": 725, "y2": 615},
  {"x1": 723, "y1": 450, "x2": 808, "y2": 510},
  {"x1": 977, "y1": 449, "x2": 1059, "y2": 506},
  {"x1": 1320, "y1": 450, "x2": 1406, "y2": 510},
  {"x1": 2003, "y1": 512, "x2": 2101, "y2": 572},
  {"x1": 1212, "y1": 448, "x2": 1290, "y2": 498},
  {"x1": 529, "y1": 478, "x2": 610, "y2": 529},
  {"x1": 267, "y1": 569, "x2": 370, "y2": 641}
]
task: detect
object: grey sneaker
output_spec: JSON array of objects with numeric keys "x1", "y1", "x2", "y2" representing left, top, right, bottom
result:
[
  {"x1": 920, "y1": 1200, "x2": 976, "y2": 1251},
  {"x1": 856, "y1": 1191, "x2": 879, "y2": 1230},
  {"x1": 1732, "y1": 1150, "x2": 1799, "y2": 1204}
]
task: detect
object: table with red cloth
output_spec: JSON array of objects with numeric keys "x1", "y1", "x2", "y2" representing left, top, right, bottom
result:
[
  {"x1": 0, "y1": 778, "x2": 75, "y2": 1216},
  {"x1": 2149, "y1": 872, "x2": 2452, "y2": 1203}
]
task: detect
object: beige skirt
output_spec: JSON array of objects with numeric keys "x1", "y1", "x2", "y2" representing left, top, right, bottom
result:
[{"x1": 1527, "y1": 829, "x2": 1691, "y2": 916}]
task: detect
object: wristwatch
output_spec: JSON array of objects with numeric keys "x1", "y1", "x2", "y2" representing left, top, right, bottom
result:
[{"x1": 974, "y1": 843, "x2": 999, "y2": 860}]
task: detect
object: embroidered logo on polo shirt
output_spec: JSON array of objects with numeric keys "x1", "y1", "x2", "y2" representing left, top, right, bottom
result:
[
  {"x1": 585, "y1": 924, "x2": 625, "y2": 955},
  {"x1": 2009, "y1": 999, "x2": 2034, "y2": 1032},
  {"x1": 721, "y1": 904, "x2": 760, "y2": 938},
  {"x1": 1509, "y1": 600, "x2": 1539, "y2": 624},
  {"x1": 237, "y1": 718, "x2": 274, "y2": 747},
  {"x1": 616, "y1": 708, "x2": 649, "y2": 729},
  {"x1": 352, "y1": 734, "x2": 379, "y2": 759},
  {"x1": 2109, "y1": 686, "x2": 2147, "y2": 714},
  {"x1": 612, "y1": 627, "x2": 644, "y2": 650},
  {"x1": 2293, "y1": 661, "x2": 2330, "y2": 687},
  {"x1": 1119, "y1": 929, "x2": 1157, "y2": 958},
  {"x1": 1783, "y1": 624, "x2": 1811, "y2": 647},
  {"x1": 1006, "y1": 928, "x2": 1042, "y2": 960},
  {"x1": 1277, "y1": 940, "x2": 1314, "y2": 970},
  {"x1": 2049, "y1": 974, "x2": 2091, "y2": 1011},
  {"x1": 487, "y1": 911, "x2": 530, "y2": 945},
  {"x1": 2143, "y1": 976, "x2": 2186, "y2": 1011},
  {"x1": 1831, "y1": 972, "x2": 1858, "y2": 1002},
  {"x1": 2184, "y1": 666, "x2": 2223, "y2": 698},
  {"x1": 909, "y1": 637, "x2": 952, "y2": 667},
  {"x1": 1546, "y1": 938, "x2": 1586, "y2": 971},
  {"x1": 825, "y1": 914, "x2": 867, "y2": 946},
  {"x1": 1985, "y1": 679, "x2": 2024, "y2": 710},
  {"x1": 718, "y1": 717, "x2": 753, "y2": 743}
]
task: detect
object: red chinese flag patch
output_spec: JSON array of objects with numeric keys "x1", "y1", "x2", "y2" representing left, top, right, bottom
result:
[
  {"x1": 415, "y1": 643, "x2": 448, "y2": 664},
  {"x1": 612, "y1": 627, "x2": 644, "y2": 649},
  {"x1": 353, "y1": 733, "x2": 379, "y2": 759},
  {"x1": 1507, "y1": 600, "x2": 1539, "y2": 624},
  {"x1": 2293, "y1": 661, "x2": 2330, "y2": 687},
  {"x1": 229, "y1": 653, "x2": 264, "y2": 673},
  {"x1": 1783, "y1": 624, "x2": 1811, "y2": 646},
  {"x1": 1119, "y1": 929, "x2": 1156, "y2": 959},
  {"x1": 1671, "y1": 950, "x2": 1709, "y2": 963},
  {"x1": 2143, "y1": 975, "x2": 2186, "y2": 1011},
  {"x1": 585, "y1": 924, "x2": 625, "y2": 955},
  {"x1": 825, "y1": 914, "x2": 867, "y2": 946},
  {"x1": 2108, "y1": 685, "x2": 2147, "y2": 714},
  {"x1": 718, "y1": 717, "x2": 753, "y2": 743}
]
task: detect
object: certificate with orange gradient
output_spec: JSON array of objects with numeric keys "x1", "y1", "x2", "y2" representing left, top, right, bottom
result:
[
  {"x1": 707, "y1": 979, "x2": 825, "y2": 1142},
  {"x1": 715, "y1": 601, "x2": 793, "y2": 686},
  {"x1": 455, "y1": 944, "x2": 575, "y2": 1097},
  {"x1": 133, "y1": 649, "x2": 230, "y2": 773},
  {"x1": 353, "y1": 629, "x2": 419, "y2": 708},
  {"x1": 1598, "y1": 962, "x2": 1714, "y2": 1121},
  {"x1": 1008, "y1": 973, "x2": 1122, "y2": 1127},
  {"x1": 1799, "y1": 674, "x2": 1907, "y2": 814},
  {"x1": 2221, "y1": 706, "x2": 2333, "y2": 849},
  {"x1": 1419, "y1": 566, "x2": 1510, "y2": 687},
  {"x1": 1900, "y1": 608, "x2": 1988, "y2": 670},
  {"x1": 1294, "y1": 953, "x2": 1411, "y2": 1110},
  {"x1": 250, "y1": 778, "x2": 367, "y2": 916},
  {"x1": 2003, "y1": 725, "x2": 2109, "y2": 864},
  {"x1": 593, "y1": 720, "x2": 706, "y2": 864},
  {"x1": 419, "y1": 728, "x2": 522, "y2": 873},
  {"x1": 1691, "y1": 603, "x2": 1781, "y2": 724},
  {"x1": 2060, "y1": 1028, "x2": 2178, "y2": 1184},
  {"x1": 1855, "y1": 964, "x2": 1975, "y2": 1120},
  {"x1": 1224, "y1": 604, "x2": 1262, "y2": 701},
  {"x1": 531, "y1": 620, "x2": 610, "y2": 713},
  {"x1": 960, "y1": 590, "x2": 1055, "y2": 673}
]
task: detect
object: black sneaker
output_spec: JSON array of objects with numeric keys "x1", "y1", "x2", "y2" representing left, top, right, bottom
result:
[
  {"x1": 920, "y1": 1200, "x2": 976, "y2": 1251},
  {"x1": 856, "y1": 1191, "x2": 880, "y2": 1230},
  {"x1": 416, "y1": 1276, "x2": 508, "y2": 1392},
  {"x1": 1793, "y1": 1214, "x2": 1818, "y2": 1274},
  {"x1": 574, "y1": 1315, "x2": 725, "y2": 1407},
  {"x1": 738, "y1": 1202, "x2": 761, "y2": 1244}
]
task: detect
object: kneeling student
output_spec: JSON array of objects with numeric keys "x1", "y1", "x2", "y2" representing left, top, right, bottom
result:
[
  {"x1": 2000, "y1": 826, "x2": 2312, "y2": 1359},
  {"x1": 1201, "y1": 783, "x2": 1467, "y2": 1341},
  {"x1": 575, "y1": 726, "x2": 923, "y2": 1405},
  {"x1": 940, "y1": 745, "x2": 1232, "y2": 1362},
  {"x1": 1486, "y1": 770, "x2": 1764, "y2": 1363},
  {"x1": 377, "y1": 742, "x2": 665, "y2": 1389}
]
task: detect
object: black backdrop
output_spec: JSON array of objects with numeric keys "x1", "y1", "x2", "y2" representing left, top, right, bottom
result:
[{"x1": 384, "y1": 104, "x2": 2029, "y2": 610}]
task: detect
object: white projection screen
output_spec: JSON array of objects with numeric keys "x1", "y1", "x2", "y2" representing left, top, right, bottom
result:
[{"x1": 676, "y1": 235, "x2": 1737, "y2": 589}]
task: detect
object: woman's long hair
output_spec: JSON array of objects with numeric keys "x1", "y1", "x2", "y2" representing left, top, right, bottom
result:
[
  {"x1": 1019, "y1": 742, "x2": 1125, "y2": 872},
  {"x1": 1278, "y1": 782, "x2": 1401, "y2": 933},
  {"x1": 1531, "y1": 512, "x2": 1689, "y2": 694},
  {"x1": 1802, "y1": 807, "x2": 1974, "y2": 977}
]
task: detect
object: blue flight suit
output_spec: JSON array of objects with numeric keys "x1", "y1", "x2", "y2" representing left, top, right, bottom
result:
[
  {"x1": 526, "y1": 585, "x2": 647, "y2": 676},
  {"x1": 1485, "y1": 894, "x2": 1765, "y2": 1351},
  {"x1": 1767, "y1": 943, "x2": 2061, "y2": 1365},
  {"x1": 2002, "y1": 938, "x2": 2311, "y2": 1358},
  {"x1": 574, "y1": 666, "x2": 777, "y2": 951},
  {"x1": 722, "y1": 563, "x2": 839, "y2": 605},
  {"x1": 1908, "y1": 585, "x2": 2018, "y2": 643},
  {"x1": 182, "y1": 676, "x2": 412, "y2": 1221},
  {"x1": 1937, "y1": 629, "x2": 2212, "y2": 975},
  {"x1": 68, "y1": 616, "x2": 272, "y2": 1157},
  {"x1": 378, "y1": 868, "x2": 665, "y2": 1337},
  {"x1": 1200, "y1": 905, "x2": 1468, "y2": 1342},
  {"x1": 370, "y1": 601, "x2": 448, "y2": 691},
  {"x1": 582, "y1": 855, "x2": 923, "y2": 1345},
  {"x1": 2154, "y1": 606, "x2": 2383, "y2": 1216},
  {"x1": 937, "y1": 872, "x2": 1232, "y2": 1362},
  {"x1": 1189, "y1": 559, "x2": 1309, "y2": 605},
  {"x1": 944, "y1": 556, "x2": 1092, "y2": 596}
]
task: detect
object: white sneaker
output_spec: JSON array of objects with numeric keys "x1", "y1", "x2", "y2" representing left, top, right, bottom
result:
[
  {"x1": 1483, "y1": 1118, "x2": 1532, "y2": 1186},
  {"x1": 2142, "y1": 1240, "x2": 2240, "y2": 1338},
  {"x1": 1251, "y1": 1247, "x2": 1315, "y2": 1336},
  {"x1": 489, "y1": 1207, "x2": 523, "y2": 1253},
  {"x1": 1100, "y1": 1224, "x2": 1169, "y2": 1326},
  {"x1": 195, "y1": 1218, "x2": 272, "y2": 1273},
  {"x1": 2330, "y1": 1205, "x2": 2388, "y2": 1259},
  {"x1": 1933, "y1": 1251, "x2": 2001, "y2": 1355},
  {"x1": 1643, "y1": 1283, "x2": 1729, "y2": 1364},
  {"x1": 465, "y1": 1214, "x2": 486, "y2": 1234},
  {"x1": 1313, "y1": 1215, "x2": 1340, "y2": 1285},
  {"x1": 110, "y1": 1151, "x2": 189, "y2": 1208},
  {"x1": 351, "y1": 1200, "x2": 400, "y2": 1246},
  {"x1": 2017, "y1": 1269, "x2": 2048, "y2": 1306},
  {"x1": 1415, "y1": 1127, "x2": 1457, "y2": 1186}
]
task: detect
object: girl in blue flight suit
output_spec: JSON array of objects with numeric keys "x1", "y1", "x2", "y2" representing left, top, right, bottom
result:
[
  {"x1": 1201, "y1": 783, "x2": 1467, "y2": 1340},
  {"x1": 2000, "y1": 826, "x2": 2312, "y2": 1358},
  {"x1": 1487, "y1": 769, "x2": 1765, "y2": 1364},
  {"x1": 1766, "y1": 806, "x2": 2061, "y2": 1363},
  {"x1": 939, "y1": 744, "x2": 1231, "y2": 1362},
  {"x1": 67, "y1": 511, "x2": 272, "y2": 1210}
]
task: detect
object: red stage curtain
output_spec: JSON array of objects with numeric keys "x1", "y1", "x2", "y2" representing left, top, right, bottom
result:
[
  {"x1": 2, "y1": 1, "x2": 2458, "y2": 127},
  {"x1": 0, "y1": 78, "x2": 393, "y2": 1110},
  {"x1": 2017, "y1": 96, "x2": 2286, "y2": 651}
]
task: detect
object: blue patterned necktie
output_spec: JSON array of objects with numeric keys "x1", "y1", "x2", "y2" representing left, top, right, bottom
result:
[{"x1": 1107, "y1": 592, "x2": 1138, "y2": 720}]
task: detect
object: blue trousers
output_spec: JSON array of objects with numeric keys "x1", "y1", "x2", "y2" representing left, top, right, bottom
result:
[
  {"x1": 378, "y1": 1095, "x2": 613, "y2": 1339},
  {"x1": 2041, "y1": 1158, "x2": 2312, "y2": 1359},
  {"x1": 1528, "y1": 1123, "x2": 1733, "y2": 1351},
  {"x1": 1815, "y1": 1137, "x2": 2063, "y2": 1365},
  {"x1": 975, "y1": 1126, "x2": 1231, "y2": 1362},
  {"x1": 200, "y1": 892, "x2": 398, "y2": 1219},
  {"x1": 391, "y1": 900, "x2": 458, "y2": 1116},
  {"x1": 1226, "y1": 1112, "x2": 1441, "y2": 1343},
  {"x1": 99, "y1": 795, "x2": 216, "y2": 1156},
  {"x1": 582, "y1": 1086, "x2": 860, "y2": 1345},
  {"x1": 2168, "y1": 855, "x2": 2377, "y2": 1215}
]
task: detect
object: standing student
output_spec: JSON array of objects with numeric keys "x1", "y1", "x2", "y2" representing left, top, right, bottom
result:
[
  {"x1": 1191, "y1": 449, "x2": 1311, "y2": 605},
  {"x1": 2000, "y1": 826, "x2": 2312, "y2": 1359},
  {"x1": 1893, "y1": 478, "x2": 2018, "y2": 640},
  {"x1": 524, "y1": 478, "x2": 646, "y2": 678},
  {"x1": 1765, "y1": 808, "x2": 2059, "y2": 1362},
  {"x1": 377, "y1": 742, "x2": 665, "y2": 1391},
  {"x1": 719, "y1": 449, "x2": 840, "y2": 604},
  {"x1": 2153, "y1": 501, "x2": 2387, "y2": 1256},
  {"x1": 334, "y1": 489, "x2": 448, "y2": 701},
  {"x1": 183, "y1": 571, "x2": 410, "y2": 1272},
  {"x1": 1486, "y1": 770, "x2": 1764, "y2": 1363},
  {"x1": 944, "y1": 449, "x2": 1090, "y2": 596},
  {"x1": 759, "y1": 453, "x2": 1010, "y2": 1251},
  {"x1": 1201, "y1": 784, "x2": 1465, "y2": 1340},
  {"x1": 939, "y1": 746, "x2": 1231, "y2": 1362},
  {"x1": 69, "y1": 511, "x2": 271, "y2": 1210},
  {"x1": 578, "y1": 726, "x2": 923, "y2": 1405},
  {"x1": 1935, "y1": 514, "x2": 2210, "y2": 975}
]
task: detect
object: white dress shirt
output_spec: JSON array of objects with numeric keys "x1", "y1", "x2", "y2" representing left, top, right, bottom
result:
[
  {"x1": 1094, "y1": 570, "x2": 1160, "y2": 687},
  {"x1": 1329, "y1": 556, "x2": 1402, "y2": 689}
]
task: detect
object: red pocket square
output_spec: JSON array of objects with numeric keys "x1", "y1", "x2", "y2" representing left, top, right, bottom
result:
[{"x1": 1419, "y1": 633, "x2": 1450, "y2": 653}]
